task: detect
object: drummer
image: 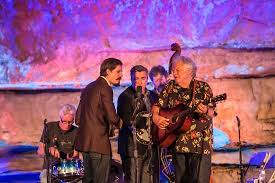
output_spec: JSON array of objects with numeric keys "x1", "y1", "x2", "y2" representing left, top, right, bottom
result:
[{"x1": 37, "y1": 104, "x2": 79, "y2": 183}]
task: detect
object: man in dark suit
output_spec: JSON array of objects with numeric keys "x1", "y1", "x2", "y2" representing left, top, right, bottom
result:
[
  {"x1": 117, "y1": 65, "x2": 159, "y2": 183},
  {"x1": 75, "y1": 58, "x2": 123, "y2": 183}
]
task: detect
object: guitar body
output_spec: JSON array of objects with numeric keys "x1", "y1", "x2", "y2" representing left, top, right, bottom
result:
[
  {"x1": 153, "y1": 93, "x2": 227, "y2": 148},
  {"x1": 153, "y1": 105, "x2": 192, "y2": 148}
]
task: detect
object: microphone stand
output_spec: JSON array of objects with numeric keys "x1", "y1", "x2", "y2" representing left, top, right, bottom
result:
[
  {"x1": 145, "y1": 112, "x2": 154, "y2": 183},
  {"x1": 133, "y1": 111, "x2": 153, "y2": 183},
  {"x1": 131, "y1": 99, "x2": 142, "y2": 183},
  {"x1": 43, "y1": 119, "x2": 51, "y2": 183},
  {"x1": 236, "y1": 116, "x2": 244, "y2": 183}
]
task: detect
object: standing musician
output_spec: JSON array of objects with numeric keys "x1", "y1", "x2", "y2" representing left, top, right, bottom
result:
[
  {"x1": 117, "y1": 65, "x2": 158, "y2": 183},
  {"x1": 149, "y1": 43, "x2": 180, "y2": 182},
  {"x1": 150, "y1": 65, "x2": 176, "y2": 182},
  {"x1": 75, "y1": 58, "x2": 123, "y2": 183},
  {"x1": 152, "y1": 56, "x2": 216, "y2": 183},
  {"x1": 149, "y1": 65, "x2": 168, "y2": 95},
  {"x1": 37, "y1": 104, "x2": 79, "y2": 183}
]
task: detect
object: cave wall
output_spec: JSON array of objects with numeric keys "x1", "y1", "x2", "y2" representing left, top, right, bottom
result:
[
  {"x1": 0, "y1": 0, "x2": 274, "y2": 87},
  {"x1": 0, "y1": 1, "x2": 274, "y2": 171}
]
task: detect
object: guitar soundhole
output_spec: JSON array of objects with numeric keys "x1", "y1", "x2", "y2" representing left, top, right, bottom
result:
[{"x1": 170, "y1": 116, "x2": 179, "y2": 125}]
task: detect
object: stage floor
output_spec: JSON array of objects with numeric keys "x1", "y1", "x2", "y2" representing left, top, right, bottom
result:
[{"x1": 1, "y1": 143, "x2": 275, "y2": 183}]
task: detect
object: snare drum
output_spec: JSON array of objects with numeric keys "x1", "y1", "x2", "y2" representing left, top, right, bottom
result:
[{"x1": 52, "y1": 159, "x2": 84, "y2": 178}]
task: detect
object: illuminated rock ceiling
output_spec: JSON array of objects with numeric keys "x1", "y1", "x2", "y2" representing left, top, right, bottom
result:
[{"x1": 0, "y1": 0, "x2": 274, "y2": 88}]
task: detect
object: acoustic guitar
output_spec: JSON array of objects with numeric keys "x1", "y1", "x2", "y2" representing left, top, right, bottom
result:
[{"x1": 153, "y1": 93, "x2": 227, "y2": 148}]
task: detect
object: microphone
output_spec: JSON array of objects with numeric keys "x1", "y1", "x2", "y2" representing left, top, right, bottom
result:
[
  {"x1": 136, "y1": 86, "x2": 143, "y2": 99},
  {"x1": 236, "y1": 116, "x2": 240, "y2": 127},
  {"x1": 135, "y1": 86, "x2": 143, "y2": 109}
]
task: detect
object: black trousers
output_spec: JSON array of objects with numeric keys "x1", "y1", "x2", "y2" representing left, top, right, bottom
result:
[
  {"x1": 121, "y1": 147, "x2": 160, "y2": 183},
  {"x1": 174, "y1": 153, "x2": 211, "y2": 183},
  {"x1": 122, "y1": 156, "x2": 150, "y2": 183},
  {"x1": 83, "y1": 152, "x2": 111, "y2": 183}
]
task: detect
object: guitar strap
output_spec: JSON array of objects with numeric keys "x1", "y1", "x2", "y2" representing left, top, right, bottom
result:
[{"x1": 190, "y1": 79, "x2": 197, "y2": 110}]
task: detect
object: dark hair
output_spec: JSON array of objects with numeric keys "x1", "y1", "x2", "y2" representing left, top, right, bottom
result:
[
  {"x1": 149, "y1": 65, "x2": 168, "y2": 81},
  {"x1": 100, "y1": 58, "x2": 123, "y2": 76},
  {"x1": 130, "y1": 65, "x2": 148, "y2": 81}
]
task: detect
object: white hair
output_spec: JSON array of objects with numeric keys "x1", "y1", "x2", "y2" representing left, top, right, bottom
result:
[
  {"x1": 59, "y1": 104, "x2": 76, "y2": 118},
  {"x1": 173, "y1": 56, "x2": 197, "y2": 78}
]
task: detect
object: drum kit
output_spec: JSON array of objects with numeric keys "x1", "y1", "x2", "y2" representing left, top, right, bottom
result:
[
  {"x1": 50, "y1": 158, "x2": 84, "y2": 183},
  {"x1": 49, "y1": 158, "x2": 123, "y2": 183},
  {"x1": 47, "y1": 109, "x2": 172, "y2": 183}
]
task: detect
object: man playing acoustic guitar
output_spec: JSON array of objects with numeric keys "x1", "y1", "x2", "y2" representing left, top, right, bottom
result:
[{"x1": 152, "y1": 56, "x2": 216, "y2": 183}]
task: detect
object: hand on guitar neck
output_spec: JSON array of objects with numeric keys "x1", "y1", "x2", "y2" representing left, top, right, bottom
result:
[{"x1": 197, "y1": 103, "x2": 215, "y2": 118}]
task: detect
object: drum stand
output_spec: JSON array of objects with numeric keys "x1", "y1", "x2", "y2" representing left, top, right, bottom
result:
[
  {"x1": 45, "y1": 152, "x2": 51, "y2": 183},
  {"x1": 42, "y1": 119, "x2": 52, "y2": 183},
  {"x1": 51, "y1": 174, "x2": 83, "y2": 183}
]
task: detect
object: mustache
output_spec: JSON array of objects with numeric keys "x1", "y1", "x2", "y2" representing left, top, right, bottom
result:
[
  {"x1": 113, "y1": 83, "x2": 120, "y2": 86},
  {"x1": 113, "y1": 78, "x2": 122, "y2": 87}
]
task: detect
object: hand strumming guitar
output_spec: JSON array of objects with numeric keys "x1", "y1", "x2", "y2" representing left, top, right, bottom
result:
[{"x1": 152, "y1": 105, "x2": 169, "y2": 129}]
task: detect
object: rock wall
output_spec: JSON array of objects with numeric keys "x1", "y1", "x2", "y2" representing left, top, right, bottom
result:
[
  {"x1": 0, "y1": 1, "x2": 274, "y2": 178},
  {"x1": 1, "y1": 76, "x2": 275, "y2": 146},
  {"x1": 0, "y1": 47, "x2": 274, "y2": 89},
  {"x1": 0, "y1": 0, "x2": 274, "y2": 87},
  {"x1": 1, "y1": 1, "x2": 274, "y2": 63}
]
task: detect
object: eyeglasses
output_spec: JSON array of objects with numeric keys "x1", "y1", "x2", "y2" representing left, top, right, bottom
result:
[{"x1": 60, "y1": 119, "x2": 73, "y2": 125}]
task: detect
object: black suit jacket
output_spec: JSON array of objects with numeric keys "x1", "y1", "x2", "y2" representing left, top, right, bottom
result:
[
  {"x1": 75, "y1": 77, "x2": 120, "y2": 155},
  {"x1": 117, "y1": 86, "x2": 158, "y2": 158}
]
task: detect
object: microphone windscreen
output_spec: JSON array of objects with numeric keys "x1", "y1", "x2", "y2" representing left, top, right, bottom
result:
[{"x1": 136, "y1": 86, "x2": 142, "y2": 98}]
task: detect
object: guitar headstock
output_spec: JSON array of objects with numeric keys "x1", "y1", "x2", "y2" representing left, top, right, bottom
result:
[{"x1": 210, "y1": 93, "x2": 227, "y2": 103}]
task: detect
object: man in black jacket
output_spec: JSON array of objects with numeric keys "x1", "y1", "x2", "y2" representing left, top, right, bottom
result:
[{"x1": 117, "y1": 65, "x2": 158, "y2": 183}]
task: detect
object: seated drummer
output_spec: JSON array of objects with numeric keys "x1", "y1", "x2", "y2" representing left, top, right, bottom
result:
[{"x1": 37, "y1": 104, "x2": 79, "y2": 183}]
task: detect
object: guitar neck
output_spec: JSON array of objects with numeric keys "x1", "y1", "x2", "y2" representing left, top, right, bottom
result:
[
  {"x1": 177, "y1": 94, "x2": 226, "y2": 118},
  {"x1": 204, "y1": 93, "x2": 227, "y2": 105}
]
